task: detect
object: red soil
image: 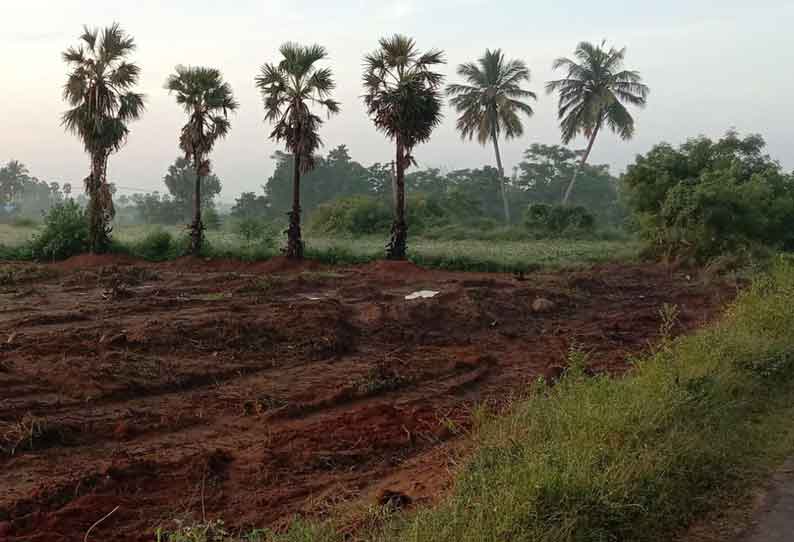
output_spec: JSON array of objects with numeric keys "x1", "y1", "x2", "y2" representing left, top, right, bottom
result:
[{"x1": 0, "y1": 259, "x2": 736, "y2": 541}]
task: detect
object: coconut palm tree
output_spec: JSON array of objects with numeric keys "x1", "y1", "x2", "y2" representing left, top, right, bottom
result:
[
  {"x1": 166, "y1": 66, "x2": 238, "y2": 255},
  {"x1": 61, "y1": 23, "x2": 145, "y2": 253},
  {"x1": 256, "y1": 43, "x2": 340, "y2": 259},
  {"x1": 547, "y1": 40, "x2": 649, "y2": 205},
  {"x1": 446, "y1": 49, "x2": 536, "y2": 224},
  {"x1": 363, "y1": 35, "x2": 445, "y2": 260}
]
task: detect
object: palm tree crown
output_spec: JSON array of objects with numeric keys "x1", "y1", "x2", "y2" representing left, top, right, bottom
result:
[
  {"x1": 166, "y1": 65, "x2": 238, "y2": 172},
  {"x1": 62, "y1": 23, "x2": 145, "y2": 157},
  {"x1": 256, "y1": 42, "x2": 340, "y2": 173},
  {"x1": 362, "y1": 34, "x2": 445, "y2": 158},
  {"x1": 447, "y1": 49, "x2": 536, "y2": 145},
  {"x1": 546, "y1": 40, "x2": 649, "y2": 144}
]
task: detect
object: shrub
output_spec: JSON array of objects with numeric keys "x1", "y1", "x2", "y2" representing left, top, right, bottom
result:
[
  {"x1": 29, "y1": 201, "x2": 89, "y2": 261},
  {"x1": 308, "y1": 195, "x2": 392, "y2": 236},
  {"x1": 235, "y1": 218, "x2": 278, "y2": 249},
  {"x1": 134, "y1": 229, "x2": 177, "y2": 261},
  {"x1": 524, "y1": 203, "x2": 595, "y2": 233},
  {"x1": 622, "y1": 131, "x2": 794, "y2": 262},
  {"x1": 308, "y1": 194, "x2": 450, "y2": 236}
]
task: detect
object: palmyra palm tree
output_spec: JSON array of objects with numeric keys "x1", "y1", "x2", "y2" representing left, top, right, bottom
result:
[
  {"x1": 166, "y1": 66, "x2": 238, "y2": 255},
  {"x1": 363, "y1": 35, "x2": 445, "y2": 260},
  {"x1": 446, "y1": 49, "x2": 536, "y2": 224},
  {"x1": 256, "y1": 43, "x2": 340, "y2": 259},
  {"x1": 547, "y1": 40, "x2": 649, "y2": 205},
  {"x1": 61, "y1": 23, "x2": 145, "y2": 253}
]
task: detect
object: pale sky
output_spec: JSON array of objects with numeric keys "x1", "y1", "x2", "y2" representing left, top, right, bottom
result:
[{"x1": 1, "y1": 0, "x2": 793, "y2": 201}]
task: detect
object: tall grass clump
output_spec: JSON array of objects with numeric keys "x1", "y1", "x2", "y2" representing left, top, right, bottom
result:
[{"x1": 157, "y1": 257, "x2": 794, "y2": 542}]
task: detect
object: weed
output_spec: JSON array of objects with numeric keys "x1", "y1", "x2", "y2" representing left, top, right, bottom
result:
[
  {"x1": 355, "y1": 363, "x2": 409, "y2": 396},
  {"x1": 0, "y1": 414, "x2": 66, "y2": 455}
]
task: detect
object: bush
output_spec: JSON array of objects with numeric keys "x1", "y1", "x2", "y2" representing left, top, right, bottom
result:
[
  {"x1": 134, "y1": 229, "x2": 178, "y2": 261},
  {"x1": 308, "y1": 194, "x2": 451, "y2": 237},
  {"x1": 622, "y1": 131, "x2": 794, "y2": 262},
  {"x1": 308, "y1": 195, "x2": 392, "y2": 236},
  {"x1": 524, "y1": 203, "x2": 595, "y2": 233},
  {"x1": 235, "y1": 218, "x2": 278, "y2": 248},
  {"x1": 29, "y1": 201, "x2": 89, "y2": 261}
]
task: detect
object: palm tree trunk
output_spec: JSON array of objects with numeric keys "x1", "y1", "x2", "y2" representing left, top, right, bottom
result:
[
  {"x1": 190, "y1": 157, "x2": 203, "y2": 255},
  {"x1": 285, "y1": 152, "x2": 303, "y2": 259},
  {"x1": 562, "y1": 125, "x2": 600, "y2": 206},
  {"x1": 87, "y1": 152, "x2": 107, "y2": 254},
  {"x1": 491, "y1": 132, "x2": 511, "y2": 224},
  {"x1": 386, "y1": 139, "x2": 407, "y2": 260}
]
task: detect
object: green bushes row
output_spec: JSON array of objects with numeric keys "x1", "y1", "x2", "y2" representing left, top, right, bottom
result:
[
  {"x1": 308, "y1": 195, "x2": 600, "y2": 239},
  {"x1": 307, "y1": 194, "x2": 448, "y2": 236}
]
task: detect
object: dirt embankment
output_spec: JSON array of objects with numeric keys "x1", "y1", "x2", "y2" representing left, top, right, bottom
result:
[{"x1": 0, "y1": 257, "x2": 735, "y2": 541}]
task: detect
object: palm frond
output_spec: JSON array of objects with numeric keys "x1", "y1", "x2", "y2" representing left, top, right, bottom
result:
[
  {"x1": 446, "y1": 48, "x2": 534, "y2": 145},
  {"x1": 547, "y1": 40, "x2": 648, "y2": 143}
]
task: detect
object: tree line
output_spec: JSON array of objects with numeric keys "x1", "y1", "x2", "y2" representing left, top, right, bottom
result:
[{"x1": 57, "y1": 24, "x2": 648, "y2": 259}]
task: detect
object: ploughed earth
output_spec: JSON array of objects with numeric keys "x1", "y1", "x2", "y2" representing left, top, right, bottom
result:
[{"x1": 0, "y1": 255, "x2": 736, "y2": 541}]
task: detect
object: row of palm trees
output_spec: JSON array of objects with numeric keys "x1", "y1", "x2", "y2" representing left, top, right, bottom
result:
[{"x1": 61, "y1": 25, "x2": 649, "y2": 259}]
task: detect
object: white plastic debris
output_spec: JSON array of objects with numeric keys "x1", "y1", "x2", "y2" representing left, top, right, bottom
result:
[{"x1": 405, "y1": 290, "x2": 440, "y2": 300}]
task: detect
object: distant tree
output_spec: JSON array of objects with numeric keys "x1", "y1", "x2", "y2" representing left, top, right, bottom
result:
[
  {"x1": 166, "y1": 65, "x2": 238, "y2": 254},
  {"x1": 363, "y1": 35, "x2": 445, "y2": 259},
  {"x1": 163, "y1": 156, "x2": 222, "y2": 221},
  {"x1": 256, "y1": 42, "x2": 340, "y2": 259},
  {"x1": 61, "y1": 23, "x2": 145, "y2": 252},
  {"x1": 231, "y1": 191, "x2": 270, "y2": 220},
  {"x1": 62, "y1": 182, "x2": 72, "y2": 199},
  {"x1": 516, "y1": 144, "x2": 621, "y2": 223},
  {"x1": 447, "y1": 49, "x2": 537, "y2": 224},
  {"x1": 0, "y1": 160, "x2": 29, "y2": 205},
  {"x1": 546, "y1": 41, "x2": 648, "y2": 204},
  {"x1": 445, "y1": 166, "x2": 506, "y2": 221},
  {"x1": 262, "y1": 145, "x2": 371, "y2": 218}
]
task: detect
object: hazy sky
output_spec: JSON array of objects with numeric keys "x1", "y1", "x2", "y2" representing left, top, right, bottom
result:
[{"x1": 1, "y1": 0, "x2": 793, "y2": 201}]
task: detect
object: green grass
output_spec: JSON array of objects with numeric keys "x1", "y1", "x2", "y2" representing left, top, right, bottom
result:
[
  {"x1": 1, "y1": 223, "x2": 641, "y2": 272},
  {"x1": 155, "y1": 257, "x2": 794, "y2": 541},
  {"x1": 0, "y1": 223, "x2": 38, "y2": 246}
]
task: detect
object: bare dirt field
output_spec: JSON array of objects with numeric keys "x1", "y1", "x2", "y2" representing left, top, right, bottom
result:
[{"x1": 0, "y1": 256, "x2": 735, "y2": 541}]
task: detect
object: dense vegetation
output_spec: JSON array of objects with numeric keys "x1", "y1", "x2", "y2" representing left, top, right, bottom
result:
[{"x1": 623, "y1": 131, "x2": 794, "y2": 262}]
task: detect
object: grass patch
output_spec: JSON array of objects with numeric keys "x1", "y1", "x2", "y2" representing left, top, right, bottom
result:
[
  {"x1": 1, "y1": 223, "x2": 640, "y2": 272},
  {"x1": 155, "y1": 256, "x2": 794, "y2": 541}
]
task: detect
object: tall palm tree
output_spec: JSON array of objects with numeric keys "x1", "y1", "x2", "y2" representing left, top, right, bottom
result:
[
  {"x1": 256, "y1": 43, "x2": 340, "y2": 259},
  {"x1": 166, "y1": 66, "x2": 238, "y2": 255},
  {"x1": 547, "y1": 41, "x2": 649, "y2": 205},
  {"x1": 363, "y1": 35, "x2": 445, "y2": 260},
  {"x1": 61, "y1": 23, "x2": 145, "y2": 253},
  {"x1": 446, "y1": 49, "x2": 536, "y2": 224}
]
